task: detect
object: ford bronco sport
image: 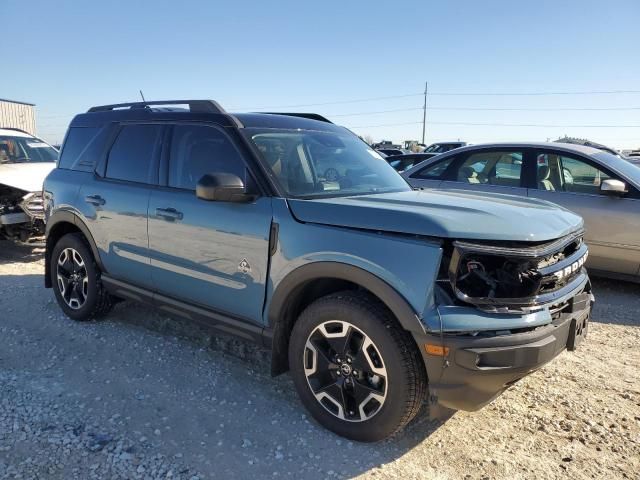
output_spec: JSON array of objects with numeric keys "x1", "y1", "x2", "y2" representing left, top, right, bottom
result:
[{"x1": 43, "y1": 100, "x2": 592, "y2": 442}]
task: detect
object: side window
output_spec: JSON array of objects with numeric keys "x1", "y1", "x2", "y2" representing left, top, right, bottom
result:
[
  {"x1": 58, "y1": 127, "x2": 100, "y2": 169},
  {"x1": 456, "y1": 151, "x2": 523, "y2": 186},
  {"x1": 536, "y1": 153, "x2": 610, "y2": 195},
  {"x1": 169, "y1": 125, "x2": 245, "y2": 190},
  {"x1": 106, "y1": 125, "x2": 162, "y2": 184},
  {"x1": 413, "y1": 156, "x2": 455, "y2": 179}
]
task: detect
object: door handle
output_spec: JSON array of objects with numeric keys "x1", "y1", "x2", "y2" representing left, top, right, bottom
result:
[
  {"x1": 85, "y1": 194, "x2": 105, "y2": 206},
  {"x1": 155, "y1": 208, "x2": 183, "y2": 221}
]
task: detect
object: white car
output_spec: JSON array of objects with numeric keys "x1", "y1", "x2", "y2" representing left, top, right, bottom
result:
[{"x1": 0, "y1": 128, "x2": 57, "y2": 245}]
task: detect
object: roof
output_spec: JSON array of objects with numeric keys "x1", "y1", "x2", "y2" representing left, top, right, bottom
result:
[
  {"x1": 0, "y1": 98, "x2": 35, "y2": 106},
  {"x1": 441, "y1": 141, "x2": 604, "y2": 157},
  {"x1": 71, "y1": 103, "x2": 345, "y2": 133},
  {"x1": 0, "y1": 128, "x2": 34, "y2": 138}
]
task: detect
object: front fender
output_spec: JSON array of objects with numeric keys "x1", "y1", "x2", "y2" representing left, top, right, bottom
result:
[{"x1": 266, "y1": 199, "x2": 443, "y2": 333}]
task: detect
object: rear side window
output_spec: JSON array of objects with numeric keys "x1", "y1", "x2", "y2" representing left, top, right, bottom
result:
[
  {"x1": 168, "y1": 125, "x2": 245, "y2": 190},
  {"x1": 58, "y1": 127, "x2": 100, "y2": 170},
  {"x1": 106, "y1": 125, "x2": 162, "y2": 184}
]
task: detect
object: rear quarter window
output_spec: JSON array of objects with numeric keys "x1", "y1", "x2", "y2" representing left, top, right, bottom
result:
[{"x1": 58, "y1": 127, "x2": 101, "y2": 170}]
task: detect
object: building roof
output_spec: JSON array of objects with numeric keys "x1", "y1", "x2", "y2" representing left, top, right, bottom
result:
[{"x1": 0, "y1": 98, "x2": 35, "y2": 106}]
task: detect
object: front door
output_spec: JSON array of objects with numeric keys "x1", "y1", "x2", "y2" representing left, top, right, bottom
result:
[
  {"x1": 147, "y1": 124, "x2": 273, "y2": 323},
  {"x1": 527, "y1": 150, "x2": 640, "y2": 276},
  {"x1": 439, "y1": 149, "x2": 527, "y2": 198}
]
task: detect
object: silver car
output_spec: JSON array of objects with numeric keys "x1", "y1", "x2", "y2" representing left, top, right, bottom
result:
[{"x1": 403, "y1": 142, "x2": 640, "y2": 281}]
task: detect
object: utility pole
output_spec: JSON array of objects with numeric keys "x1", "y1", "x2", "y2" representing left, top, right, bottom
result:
[{"x1": 421, "y1": 81, "x2": 428, "y2": 144}]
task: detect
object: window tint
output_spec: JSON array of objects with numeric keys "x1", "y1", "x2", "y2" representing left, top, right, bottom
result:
[
  {"x1": 456, "y1": 151, "x2": 523, "y2": 186},
  {"x1": 58, "y1": 127, "x2": 100, "y2": 169},
  {"x1": 413, "y1": 156, "x2": 454, "y2": 179},
  {"x1": 169, "y1": 125, "x2": 245, "y2": 190},
  {"x1": 536, "y1": 153, "x2": 611, "y2": 195},
  {"x1": 106, "y1": 125, "x2": 162, "y2": 184}
]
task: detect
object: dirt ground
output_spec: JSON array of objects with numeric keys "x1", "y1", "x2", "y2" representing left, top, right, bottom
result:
[{"x1": 0, "y1": 241, "x2": 638, "y2": 480}]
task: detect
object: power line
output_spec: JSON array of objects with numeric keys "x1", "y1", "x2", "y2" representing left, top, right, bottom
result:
[
  {"x1": 239, "y1": 88, "x2": 640, "y2": 110},
  {"x1": 428, "y1": 89, "x2": 640, "y2": 96},
  {"x1": 347, "y1": 120, "x2": 640, "y2": 129},
  {"x1": 327, "y1": 105, "x2": 640, "y2": 117}
]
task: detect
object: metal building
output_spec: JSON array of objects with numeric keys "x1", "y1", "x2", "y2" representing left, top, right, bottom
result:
[{"x1": 0, "y1": 98, "x2": 36, "y2": 135}]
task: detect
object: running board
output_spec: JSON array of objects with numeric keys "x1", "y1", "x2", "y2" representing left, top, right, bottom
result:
[{"x1": 101, "y1": 275, "x2": 266, "y2": 344}]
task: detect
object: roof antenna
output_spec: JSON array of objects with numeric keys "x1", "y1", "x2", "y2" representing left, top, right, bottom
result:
[{"x1": 139, "y1": 90, "x2": 146, "y2": 102}]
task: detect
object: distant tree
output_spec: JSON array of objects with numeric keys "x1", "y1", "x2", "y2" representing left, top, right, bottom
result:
[{"x1": 363, "y1": 134, "x2": 375, "y2": 146}]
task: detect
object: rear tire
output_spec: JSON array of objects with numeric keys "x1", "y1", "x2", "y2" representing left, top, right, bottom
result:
[
  {"x1": 289, "y1": 291, "x2": 427, "y2": 442},
  {"x1": 50, "y1": 233, "x2": 114, "y2": 321}
]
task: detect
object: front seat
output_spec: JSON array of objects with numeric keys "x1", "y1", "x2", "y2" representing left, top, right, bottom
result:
[
  {"x1": 460, "y1": 166, "x2": 480, "y2": 184},
  {"x1": 537, "y1": 165, "x2": 555, "y2": 191}
]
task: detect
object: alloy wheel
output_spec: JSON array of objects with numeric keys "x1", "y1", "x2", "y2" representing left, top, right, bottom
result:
[
  {"x1": 56, "y1": 247, "x2": 89, "y2": 310},
  {"x1": 303, "y1": 320, "x2": 387, "y2": 422}
]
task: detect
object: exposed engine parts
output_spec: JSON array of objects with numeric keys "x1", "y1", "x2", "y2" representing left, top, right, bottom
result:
[
  {"x1": 0, "y1": 185, "x2": 45, "y2": 245},
  {"x1": 440, "y1": 230, "x2": 589, "y2": 313}
]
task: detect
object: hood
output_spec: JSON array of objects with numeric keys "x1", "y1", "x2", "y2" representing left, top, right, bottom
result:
[
  {"x1": 0, "y1": 162, "x2": 56, "y2": 192},
  {"x1": 288, "y1": 189, "x2": 583, "y2": 242}
]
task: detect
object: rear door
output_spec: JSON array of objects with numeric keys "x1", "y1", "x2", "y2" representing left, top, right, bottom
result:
[
  {"x1": 79, "y1": 123, "x2": 162, "y2": 289},
  {"x1": 147, "y1": 123, "x2": 272, "y2": 323},
  {"x1": 526, "y1": 149, "x2": 640, "y2": 276}
]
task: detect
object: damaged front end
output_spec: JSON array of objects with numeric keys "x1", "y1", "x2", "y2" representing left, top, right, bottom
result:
[
  {"x1": 443, "y1": 229, "x2": 590, "y2": 315},
  {"x1": 0, "y1": 185, "x2": 46, "y2": 246}
]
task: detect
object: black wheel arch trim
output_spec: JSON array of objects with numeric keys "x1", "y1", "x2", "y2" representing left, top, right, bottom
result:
[
  {"x1": 267, "y1": 261, "x2": 426, "y2": 375},
  {"x1": 45, "y1": 210, "x2": 104, "y2": 288}
]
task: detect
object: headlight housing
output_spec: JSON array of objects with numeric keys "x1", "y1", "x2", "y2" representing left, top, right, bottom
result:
[{"x1": 449, "y1": 230, "x2": 588, "y2": 313}]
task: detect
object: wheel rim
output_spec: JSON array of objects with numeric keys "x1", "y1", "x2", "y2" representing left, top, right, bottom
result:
[
  {"x1": 304, "y1": 320, "x2": 387, "y2": 422},
  {"x1": 56, "y1": 248, "x2": 89, "y2": 310}
]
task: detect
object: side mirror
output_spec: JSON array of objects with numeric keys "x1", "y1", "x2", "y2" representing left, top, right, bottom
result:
[
  {"x1": 600, "y1": 179, "x2": 627, "y2": 196},
  {"x1": 196, "y1": 173, "x2": 253, "y2": 202}
]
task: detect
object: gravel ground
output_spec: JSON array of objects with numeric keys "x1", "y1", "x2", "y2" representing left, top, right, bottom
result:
[{"x1": 0, "y1": 241, "x2": 638, "y2": 480}]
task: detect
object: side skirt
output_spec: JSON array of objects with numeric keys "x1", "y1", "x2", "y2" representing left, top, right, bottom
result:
[{"x1": 101, "y1": 275, "x2": 268, "y2": 345}]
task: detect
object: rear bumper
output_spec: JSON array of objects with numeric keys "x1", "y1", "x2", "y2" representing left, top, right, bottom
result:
[{"x1": 416, "y1": 296, "x2": 592, "y2": 412}]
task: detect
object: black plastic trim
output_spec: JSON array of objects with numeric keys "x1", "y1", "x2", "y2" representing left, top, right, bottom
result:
[{"x1": 101, "y1": 276, "x2": 265, "y2": 344}]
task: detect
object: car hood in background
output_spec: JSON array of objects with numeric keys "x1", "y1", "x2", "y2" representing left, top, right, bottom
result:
[
  {"x1": 0, "y1": 162, "x2": 56, "y2": 192},
  {"x1": 288, "y1": 189, "x2": 583, "y2": 242}
]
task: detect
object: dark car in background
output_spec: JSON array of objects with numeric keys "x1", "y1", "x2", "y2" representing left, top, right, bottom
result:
[
  {"x1": 422, "y1": 141, "x2": 467, "y2": 154},
  {"x1": 376, "y1": 148, "x2": 408, "y2": 156},
  {"x1": 385, "y1": 153, "x2": 439, "y2": 172}
]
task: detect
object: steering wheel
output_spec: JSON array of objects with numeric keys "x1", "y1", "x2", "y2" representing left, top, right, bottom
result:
[{"x1": 324, "y1": 168, "x2": 340, "y2": 182}]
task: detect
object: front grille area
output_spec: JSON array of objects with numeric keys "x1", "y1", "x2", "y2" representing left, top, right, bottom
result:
[
  {"x1": 449, "y1": 230, "x2": 588, "y2": 313},
  {"x1": 20, "y1": 192, "x2": 45, "y2": 220}
]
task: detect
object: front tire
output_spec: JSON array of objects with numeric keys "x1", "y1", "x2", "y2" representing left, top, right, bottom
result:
[
  {"x1": 50, "y1": 233, "x2": 114, "y2": 321},
  {"x1": 289, "y1": 291, "x2": 427, "y2": 442}
]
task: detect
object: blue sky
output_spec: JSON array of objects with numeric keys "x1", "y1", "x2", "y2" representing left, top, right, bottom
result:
[{"x1": 2, "y1": 0, "x2": 639, "y2": 148}]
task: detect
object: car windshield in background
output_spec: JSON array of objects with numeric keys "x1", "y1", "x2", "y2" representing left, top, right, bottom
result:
[
  {"x1": 247, "y1": 129, "x2": 410, "y2": 198},
  {"x1": 0, "y1": 135, "x2": 58, "y2": 164}
]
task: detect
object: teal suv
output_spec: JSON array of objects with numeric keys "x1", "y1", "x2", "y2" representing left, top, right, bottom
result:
[{"x1": 43, "y1": 100, "x2": 593, "y2": 441}]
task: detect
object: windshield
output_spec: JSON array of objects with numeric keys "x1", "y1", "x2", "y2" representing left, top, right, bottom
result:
[
  {"x1": 0, "y1": 135, "x2": 58, "y2": 164},
  {"x1": 246, "y1": 128, "x2": 410, "y2": 198}
]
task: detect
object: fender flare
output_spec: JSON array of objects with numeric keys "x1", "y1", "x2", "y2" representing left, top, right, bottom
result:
[
  {"x1": 267, "y1": 262, "x2": 426, "y2": 375},
  {"x1": 44, "y1": 210, "x2": 104, "y2": 287}
]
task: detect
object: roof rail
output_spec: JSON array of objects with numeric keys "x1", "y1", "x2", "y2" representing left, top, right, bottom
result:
[
  {"x1": 258, "y1": 112, "x2": 333, "y2": 124},
  {"x1": 87, "y1": 100, "x2": 227, "y2": 114},
  {"x1": 0, "y1": 126, "x2": 31, "y2": 135}
]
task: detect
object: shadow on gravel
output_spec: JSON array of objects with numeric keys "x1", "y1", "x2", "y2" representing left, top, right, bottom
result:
[
  {"x1": 0, "y1": 240, "x2": 44, "y2": 266},
  {"x1": 590, "y1": 276, "x2": 640, "y2": 327}
]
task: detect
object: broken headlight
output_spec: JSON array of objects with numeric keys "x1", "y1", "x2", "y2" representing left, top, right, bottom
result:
[{"x1": 448, "y1": 231, "x2": 588, "y2": 312}]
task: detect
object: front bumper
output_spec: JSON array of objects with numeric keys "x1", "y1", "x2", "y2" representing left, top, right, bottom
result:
[{"x1": 416, "y1": 292, "x2": 592, "y2": 412}]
